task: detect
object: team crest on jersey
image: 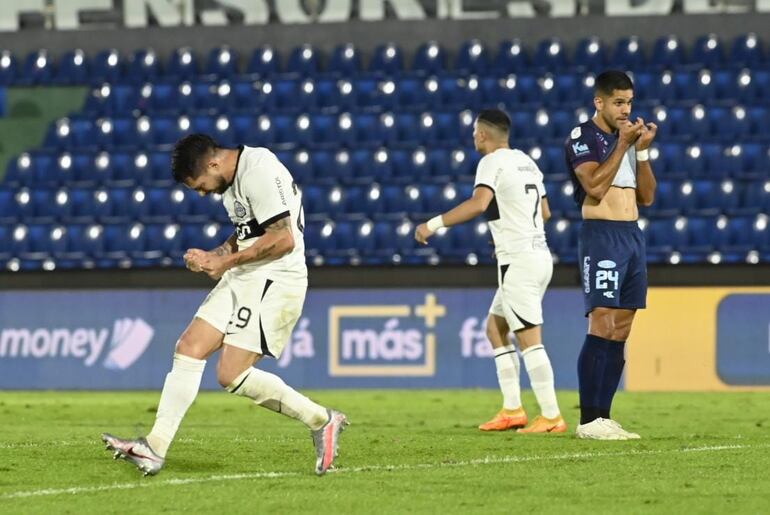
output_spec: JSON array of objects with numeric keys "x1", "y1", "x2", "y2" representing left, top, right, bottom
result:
[
  {"x1": 570, "y1": 127, "x2": 582, "y2": 139},
  {"x1": 234, "y1": 200, "x2": 247, "y2": 219}
]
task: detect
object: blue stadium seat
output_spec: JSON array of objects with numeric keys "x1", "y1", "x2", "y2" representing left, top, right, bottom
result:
[
  {"x1": 165, "y1": 47, "x2": 198, "y2": 80},
  {"x1": 68, "y1": 223, "x2": 106, "y2": 259},
  {"x1": 646, "y1": 218, "x2": 686, "y2": 254},
  {"x1": 314, "y1": 78, "x2": 350, "y2": 111},
  {"x1": 691, "y1": 34, "x2": 725, "y2": 68},
  {"x1": 493, "y1": 40, "x2": 530, "y2": 73},
  {"x1": 27, "y1": 188, "x2": 73, "y2": 223},
  {"x1": 573, "y1": 37, "x2": 607, "y2": 71},
  {"x1": 127, "y1": 49, "x2": 162, "y2": 83},
  {"x1": 296, "y1": 113, "x2": 338, "y2": 148},
  {"x1": 181, "y1": 191, "x2": 226, "y2": 224},
  {"x1": 722, "y1": 215, "x2": 763, "y2": 253},
  {"x1": 100, "y1": 223, "x2": 142, "y2": 260},
  {"x1": 0, "y1": 50, "x2": 19, "y2": 85},
  {"x1": 729, "y1": 33, "x2": 765, "y2": 68},
  {"x1": 480, "y1": 75, "x2": 521, "y2": 106},
  {"x1": 204, "y1": 46, "x2": 238, "y2": 78},
  {"x1": 741, "y1": 179, "x2": 770, "y2": 213},
  {"x1": 533, "y1": 38, "x2": 569, "y2": 72},
  {"x1": 0, "y1": 189, "x2": 22, "y2": 224},
  {"x1": 650, "y1": 35, "x2": 686, "y2": 69},
  {"x1": 714, "y1": 69, "x2": 758, "y2": 104},
  {"x1": 455, "y1": 40, "x2": 490, "y2": 75},
  {"x1": 3, "y1": 151, "x2": 43, "y2": 187},
  {"x1": 610, "y1": 37, "x2": 646, "y2": 69},
  {"x1": 21, "y1": 49, "x2": 55, "y2": 85},
  {"x1": 328, "y1": 43, "x2": 362, "y2": 76},
  {"x1": 685, "y1": 215, "x2": 720, "y2": 252},
  {"x1": 673, "y1": 70, "x2": 716, "y2": 104},
  {"x1": 302, "y1": 184, "x2": 328, "y2": 216},
  {"x1": 91, "y1": 49, "x2": 124, "y2": 83},
  {"x1": 55, "y1": 49, "x2": 90, "y2": 85},
  {"x1": 246, "y1": 46, "x2": 281, "y2": 77},
  {"x1": 412, "y1": 41, "x2": 447, "y2": 76},
  {"x1": 6, "y1": 188, "x2": 35, "y2": 222},
  {"x1": 144, "y1": 223, "x2": 185, "y2": 259},
  {"x1": 139, "y1": 187, "x2": 190, "y2": 223},
  {"x1": 353, "y1": 77, "x2": 392, "y2": 110},
  {"x1": 182, "y1": 222, "x2": 230, "y2": 250},
  {"x1": 350, "y1": 148, "x2": 392, "y2": 183},
  {"x1": 545, "y1": 219, "x2": 577, "y2": 256},
  {"x1": 286, "y1": 44, "x2": 320, "y2": 77},
  {"x1": 346, "y1": 185, "x2": 380, "y2": 215},
  {"x1": 369, "y1": 43, "x2": 404, "y2": 76}
]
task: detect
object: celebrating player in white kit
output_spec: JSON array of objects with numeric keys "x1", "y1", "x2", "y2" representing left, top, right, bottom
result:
[
  {"x1": 102, "y1": 134, "x2": 348, "y2": 476},
  {"x1": 415, "y1": 109, "x2": 566, "y2": 434}
]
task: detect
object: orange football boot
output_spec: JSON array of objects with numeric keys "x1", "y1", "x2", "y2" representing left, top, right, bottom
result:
[
  {"x1": 517, "y1": 415, "x2": 568, "y2": 434},
  {"x1": 478, "y1": 408, "x2": 528, "y2": 431}
]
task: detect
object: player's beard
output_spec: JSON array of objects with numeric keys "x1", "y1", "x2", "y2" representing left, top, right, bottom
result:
[
  {"x1": 601, "y1": 111, "x2": 621, "y2": 132},
  {"x1": 214, "y1": 175, "x2": 229, "y2": 194}
]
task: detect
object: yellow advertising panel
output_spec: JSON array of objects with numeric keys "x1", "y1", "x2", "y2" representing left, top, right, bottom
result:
[{"x1": 627, "y1": 287, "x2": 770, "y2": 391}]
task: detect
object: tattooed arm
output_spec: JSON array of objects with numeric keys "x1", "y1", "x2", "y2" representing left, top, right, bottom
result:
[
  {"x1": 190, "y1": 216, "x2": 295, "y2": 279},
  {"x1": 228, "y1": 216, "x2": 295, "y2": 267},
  {"x1": 211, "y1": 232, "x2": 238, "y2": 256}
]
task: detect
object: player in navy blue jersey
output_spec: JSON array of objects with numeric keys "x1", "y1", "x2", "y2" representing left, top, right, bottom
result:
[{"x1": 564, "y1": 70, "x2": 657, "y2": 440}]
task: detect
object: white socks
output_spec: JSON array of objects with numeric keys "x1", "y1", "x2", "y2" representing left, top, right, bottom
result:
[
  {"x1": 147, "y1": 353, "x2": 206, "y2": 457},
  {"x1": 521, "y1": 344, "x2": 561, "y2": 419},
  {"x1": 227, "y1": 368, "x2": 328, "y2": 431},
  {"x1": 493, "y1": 344, "x2": 522, "y2": 410}
]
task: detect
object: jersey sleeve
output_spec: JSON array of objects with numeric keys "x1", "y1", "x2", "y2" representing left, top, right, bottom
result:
[
  {"x1": 473, "y1": 154, "x2": 498, "y2": 192},
  {"x1": 565, "y1": 125, "x2": 601, "y2": 169},
  {"x1": 244, "y1": 152, "x2": 291, "y2": 228}
]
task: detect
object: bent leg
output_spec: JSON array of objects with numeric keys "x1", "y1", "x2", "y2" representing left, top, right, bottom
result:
[{"x1": 220, "y1": 344, "x2": 328, "y2": 430}]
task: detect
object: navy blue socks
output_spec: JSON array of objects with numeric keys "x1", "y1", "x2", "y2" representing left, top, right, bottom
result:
[
  {"x1": 599, "y1": 339, "x2": 626, "y2": 420},
  {"x1": 577, "y1": 334, "x2": 627, "y2": 425},
  {"x1": 577, "y1": 334, "x2": 608, "y2": 425}
]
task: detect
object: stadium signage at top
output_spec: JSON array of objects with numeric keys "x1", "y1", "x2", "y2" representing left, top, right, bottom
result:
[{"x1": 2, "y1": 0, "x2": 770, "y2": 31}]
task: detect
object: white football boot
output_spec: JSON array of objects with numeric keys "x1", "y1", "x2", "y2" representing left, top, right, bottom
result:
[
  {"x1": 576, "y1": 418, "x2": 641, "y2": 440},
  {"x1": 310, "y1": 409, "x2": 349, "y2": 475},
  {"x1": 102, "y1": 433, "x2": 165, "y2": 476}
]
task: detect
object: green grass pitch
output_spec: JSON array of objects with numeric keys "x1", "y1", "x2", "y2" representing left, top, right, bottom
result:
[{"x1": 1, "y1": 390, "x2": 769, "y2": 514}]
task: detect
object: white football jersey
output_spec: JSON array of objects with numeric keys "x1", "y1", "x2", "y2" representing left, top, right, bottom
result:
[
  {"x1": 473, "y1": 148, "x2": 549, "y2": 262},
  {"x1": 221, "y1": 146, "x2": 307, "y2": 284}
]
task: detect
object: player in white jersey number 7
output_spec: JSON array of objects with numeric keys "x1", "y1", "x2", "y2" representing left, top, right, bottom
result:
[
  {"x1": 102, "y1": 134, "x2": 347, "y2": 476},
  {"x1": 415, "y1": 109, "x2": 567, "y2": 434}
]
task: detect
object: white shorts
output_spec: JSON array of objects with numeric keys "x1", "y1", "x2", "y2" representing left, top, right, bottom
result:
[
  {"x1": 489, "y1": 252, "x2": 553, "y2": 332},
  {"x1": 195, "y1": 272, "x2": 307, "y2": 358}
]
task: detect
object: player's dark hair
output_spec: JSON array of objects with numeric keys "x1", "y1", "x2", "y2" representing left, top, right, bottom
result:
[
  {"x1": 171, "y1": 133, "x2": 220, "y2": 183},
  {"x1": 476, "y1": 109, "x2": 511, "y2": 134},
  {"x1": 594, "y1": 70, "x2": 634, "y2": 96}
]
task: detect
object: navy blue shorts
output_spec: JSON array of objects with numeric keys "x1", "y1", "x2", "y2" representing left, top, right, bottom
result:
[{"x1": 578, "y1": 220, "x2": 647, "y2": 316}]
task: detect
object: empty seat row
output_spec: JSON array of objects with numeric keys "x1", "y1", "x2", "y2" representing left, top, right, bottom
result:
[
  {"x1": 8, "y1": 140, "x2": 769, "y2": 192},
  {"x1": 1, "y1": 214, "x2": 767, "y2": 271},
  {"x1": 2, "y1": 33, "x2": 770, "y2": 86},
  {"x1": 79, "y1": 69, "x2": 770, "y2": 117},
  {"x1": 2, "y1": 179, "x2": 767, "y2": 229}
]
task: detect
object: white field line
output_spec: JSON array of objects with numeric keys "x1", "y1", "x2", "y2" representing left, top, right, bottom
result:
[
  {"x1": 0, "y1": 443, "x2": 759, "y2": 500},
  {"x1": 0, "y1": 436, "x2": 273, "y2": 450}
]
